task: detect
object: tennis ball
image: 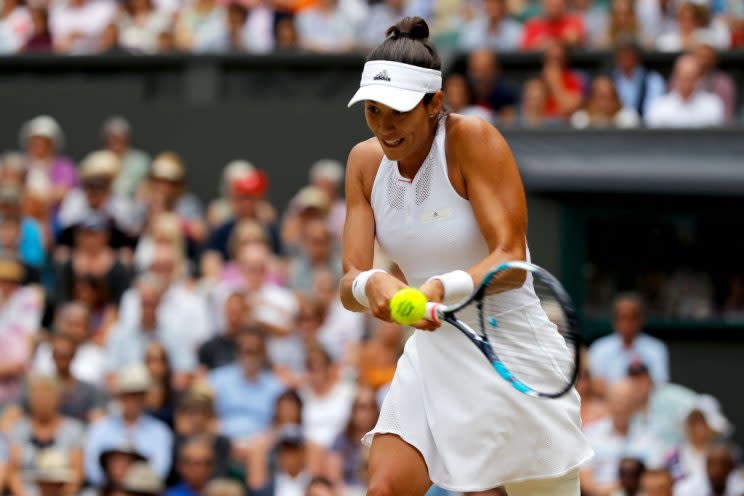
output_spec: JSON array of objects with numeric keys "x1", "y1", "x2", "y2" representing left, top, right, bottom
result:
[{"x1": 390, "y1": 288, "x2": 427, "y2": 326}]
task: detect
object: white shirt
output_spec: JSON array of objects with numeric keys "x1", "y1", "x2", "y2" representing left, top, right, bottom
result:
[
  {"x1": 212, "y1": 280, "x2": 299, "y2": 334},
  {"x1": 317, "y1": 300, "x2": 365, "y2": 361},
  {"x1": 237, "y1": 6, "x2": 273, "y2": 53},
  {"x1": 675, "y1": 471, "x2": 744, "y2": 496},
  {"x1": 301, "y1": 381, "x2": 355, "y2": 448},
  {"x1": 49, "y1": 0, "x2": 117, "y2": 54},
  {"x1": 274, "y1": 472, "x2": 310, "y2": 496},
  {"x1": 57, "y1": 188, "x2": 143, "y2": 233},
  {"x1": 0, "y1": 7, "x2": 33, "y2": 53},
  {"x1": 645, "y1": 90, "x2": 725, "y2": 128},
  {"x1": 457, "y1": 16, "x2": 523, "y2": 51},
  {"x1": 296, "y1": 7, "x2": 354, "y2": 52},
  {"x1": 118, "y1": 10, "x2": 171, "y2": 53},
  {"x1": 588, "y1": 332, "x2": 670, "y2": 384},
  {"x1": 33, "y1": 341, "x2": 107, "y2": 387}
]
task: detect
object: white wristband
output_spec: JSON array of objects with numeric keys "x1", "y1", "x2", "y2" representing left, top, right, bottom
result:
[
  {"x1": 426, "y1": 270, "x2": 474, "y2": 304},
  {"x1": 352, "y1": 269, "x2": 386, "y2": 308}
]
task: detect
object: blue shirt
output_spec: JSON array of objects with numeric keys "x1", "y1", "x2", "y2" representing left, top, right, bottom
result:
[
  {"x1": 165, "y1": 483, "x2": 201, "y2": 496},
  {"x1": 588, "y1": 332, "x2": 669, "y2": 384},
  {"x1": 106, "y1": 321, "x2": 197, "y2": 372},
  {"x1": 84, "y1": 414, "x2": 173, "y2": 485},
  {"x1": 19, "y1": 217, "x2": 45, "y2": 268},
  {"x1": 208, "y1": 365, "x2": 284, "y2": 440},
  {"x1": 613, "y1": 67, "x2": 666, "y2": 117}
]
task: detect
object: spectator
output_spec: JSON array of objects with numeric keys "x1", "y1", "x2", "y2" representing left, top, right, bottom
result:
[
  {"x1": 596, "y1": 0, "x2": 643, "y2": 49},
  {"x1": 100, "y1": 117, "x2": 152, "y2": 198},
  {"x1": 120, "y1": 461, "x2": 165, "y2": 496},
  {"x1": 57, "y1": 150, "x2": 142, "y2": 236},
  {"x1": 5, "y1": 374, "x2": 85, "y2": 495},
  {"x1": 573, "y1": 0, "x2": 608, "y2": 47},
  {"x1": 24, "y1": 6, "x2": 53, "y2": 52},
  {"x1": 611, "y1": 39, "x2": 666, "y2": 118},
  {"x1": 614, "y1": 457, "x2": 646, "y2": 496},
  {"x1": 358, "y1": 321, "x2": 402, "y2": 390},
  {"x1": 521, "y1": 0, "x2": 585, "y2": 49},
  {"x1": 675, "y1": 442, "x2": 744, "y2": 496},
  {"x1": 588, "y1": 293, "x2": 669, "y2": 386},
  {"x1": 133, "y1": 212, "x2": 186, "y2": 273},
  {"x1": 166, "y1": 436, "x2": 217, "y2": 496},
  {"x1": 241, "y1": 389, "x2": 305, "y2": 464},
  {"x1": 327, "y1": 386, "x2": 379, "y2": 491},
  {"x1": 540, "y1": 41, "x2": 584, "y2": 118},
  {"x1": 207, "y1": 328, "x2": 284, "y2": 442},
  {"x1": 457, "y1": 0, "x2": 523, "y2": 51},
  {"x1": 570, "y1": 75, "x2": 640, "y2": 128},
  {"x1": 640, "y1": 468, "x2": 673, "y2": 496},
  {"x1": 143, "y1": 341, "x2": 178, "y2": 426},
  {"x1": 295, "y1": 0, "x2": 355, "y2": 52},
  {"x1": 443, "y1": 74, "x2": 495, "y2": 123},
  {"x1": 274, "y1": 12, "x2": 298, "y2": 50},
  {"x1": 247, "y1": 424, "x2": 312, "y2": 496},
  {"x1": 19, "y1": 115, "x2": 77, "y2": 207},
  {"x1": 117, "y1": 0, "x2": 170, "y2": 53},
  {"x1": 301, "y1": 344, "x2": 354, "y2": 449},
  {"x1": 32, "y1": 301, "x2": 108, "y2": 386},
  {"x1": 515, "y1": 77, "x2": 558, "y2": 128},
  {"x1": 32, "y1": 449, "x2": 76, "y2": 496},
  {"x1": 359, "y1": 0, "x2": 410, "y2": 49},
  {"x1": 227, "y1": 1, "x2": 275, "y2": 53},
  {"x1": 0, "y1": 0, "x2": 32, "y2": 53},
  {"x1": 305, "y1": 476, "x2": 335, "y2": 496},
  {"x1": 205, "y1": 160, "x2": 276, "y2": 231},
  {"x1": 198, "y1": 292, "x2": 247, "y2": 371},
  {"x1": 308, "y1": 159, "x2": 345, "y2": 242},
  {"x1": 466, "y1": 49, "x2": 518, "y2": 122},
  {"x1": 0, "y1": 187, "x2": 45, "y2": 269},
  {"x1": 693, "y1": 41, "x2": 737, "y2": 123},
  {"x1": 84, "y1": 364, "x2": 173, "y2": 486},
  {"x1": 666, "y1": 395, "x2": 733, "y2": 480},
  {"x1": 281, "y1": 185, "x2": 331, "y2": 256},
  {"x1": 106, "y1": 273, "x2": 197, "y2": 387},
  {"x1": 288, "y1": 219, "x2": 340, "y2": 294},
  {"x1": 174, "y1": 0, "x2": 227, "y2": 52},
  {"x1": 645, "y1": 54, "x2": 725, "y2": 128},
  {"x1": 94, "y1": 443, "x2": 147, "y2": 494},
  {"x1": 172, "y1": 385, "x2": 231, "y2": 479},
  {"x1": 656, "y1": 2, "x2": 730, "y2": 51},
  {"x1": 0, "y1": 253, "x2": 43, "y2": 404},
  {"x1": 49, "y1": 0, "x2": 117, "y2": 53}
]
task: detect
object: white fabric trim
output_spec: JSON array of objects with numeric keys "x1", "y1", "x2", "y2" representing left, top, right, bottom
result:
[
  {"x1": 348, "y1": 60, "x2": 442, "y2": 112},
  {"x1": 352, "y1": 269, "x2": 387, "y2": 308}
]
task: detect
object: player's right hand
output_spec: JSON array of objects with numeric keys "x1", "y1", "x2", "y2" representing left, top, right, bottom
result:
[{"x1": 365, "y1": 271, "x2": 408, "y2": 323}]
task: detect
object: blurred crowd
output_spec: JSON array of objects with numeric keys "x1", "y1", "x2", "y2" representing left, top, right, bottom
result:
[{"x1": 0, "y1": 114, "x2": 741, "y2": 496}]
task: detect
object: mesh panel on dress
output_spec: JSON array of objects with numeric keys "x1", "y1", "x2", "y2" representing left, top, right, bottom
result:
[
  {"x1": 375, "y1": 394, "x2": 403, "y2": 435},
  {"x1": 385, "y1": 162, "x2": 407, "y2": 211},
  {"x1": 415, "y1": 152, "x2": 433, "y2": 205}
]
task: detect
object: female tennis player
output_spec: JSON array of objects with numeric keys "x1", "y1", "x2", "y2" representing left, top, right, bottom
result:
[{"x1": 340, "y1": 17, "x2": 592, "y2": 496}]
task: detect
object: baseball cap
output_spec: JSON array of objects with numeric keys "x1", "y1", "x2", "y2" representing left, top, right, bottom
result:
[
  {"x1": 348, "y1": 60, "x2": 442, "y2": 113},
  {"x1": 99, "y1": 442, "x2": 146, "y2": 470},
  {"x1": 231, "y1": 169, "x2": 268, "y2": 197},
  {"x1": 294, "y1": 185, "x2": 330, "y2": 213}
]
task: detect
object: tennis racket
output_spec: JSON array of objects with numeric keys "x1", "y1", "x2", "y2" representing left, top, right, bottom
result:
[{"x1": 424, "y1": 261, "x2": 580, "y2": 399}]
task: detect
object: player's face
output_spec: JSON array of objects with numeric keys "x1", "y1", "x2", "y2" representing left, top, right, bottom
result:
[{"x1": 364, "y1": 98, "x2": 438, "y2": 164}]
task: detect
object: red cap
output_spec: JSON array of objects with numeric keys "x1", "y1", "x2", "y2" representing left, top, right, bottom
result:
[{"x1": 231, "y1": 169, "x2": 268, "y2": 197}]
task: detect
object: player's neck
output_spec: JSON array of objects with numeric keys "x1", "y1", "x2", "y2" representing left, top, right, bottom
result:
[{"x1": 397, "y1": 128, "x2": 437, "y2": 179}]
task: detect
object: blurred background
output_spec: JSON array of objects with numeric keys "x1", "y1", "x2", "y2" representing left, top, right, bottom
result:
[{"x1": 1, "y1": 0, "x2": 744, "y2": 494}]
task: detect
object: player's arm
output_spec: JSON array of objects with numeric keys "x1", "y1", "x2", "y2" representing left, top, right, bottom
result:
[{"x1": 340, "y1": 142, "x2": 406, "y2": 320}]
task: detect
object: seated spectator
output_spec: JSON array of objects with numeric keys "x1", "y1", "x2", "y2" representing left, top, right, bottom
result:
[
  {"x1": 239, "y1": 388, "x2": 304, "y2": 465},
  {"x1": 0, "y1": 253, "x2": 43, "y2": 404},
  {"x1": 24, "y1": 5, "x2": 52, "y2": 52},
  {"x1": 693, "y1": 42, "x2": 737, "y2": 123},
  {"x1": 306, "y1": 477, "x2": 335, "y2": 496},
  {"x1": 597, "y1": 0, "x2": 644, "y2": 49},
  {"x1": 273, "y1": 12, "x2": 298, "y2": 51},
  {"x1": 308, "y1": 159, "x2": 345, "y2": 242},
  {"x1": 247, "y1": 424, "x2": 312, "y2": 495},
  {"x1": 540, "y1": 41, "x2": 584, "y2": 118},
  {"x1": 5, "y1": 374, "x2": 85, "y2": 495},
  {"x1": 288, "y1": 219, "x2": 340, "y2": 294},
  {"x1": 466, "y1": 49, "x2": 518, "y2": 123},
  {"x1": 327, "y1": 386, "x2": 379, "y2": 492},
  {"x1": 515, "y1": 77, "x2": 559, "y2": 128},
  {"x1": 229, "y1": 1, "x2": 274, "y2": 53},
  {"x1": 457, "y1": 0, "x2": 522, "y2": 51},
  {"x1": 571, "y1": 76, "x2": 640, "y2": 128},
  {"x1": 0, "y1": 188, "x2": 45, "y2": 270},
  {"x1": 675, "y1": 442, "x2": 744, "y2": 496},
  {"x1": 57, "y1": 150, "x2": 142, "y2": 237},
  {"x1": 358, "y1": 0, "x2": 410, "y2": 49},
  {"x1": 101, "y1": 117, "x2": 151, "y2": 198},
  {"x1": 0, "y1": 0, "x2": 32, "y2": 53},
  {"x1": 313, "y1": 269, "x2": 365, "y2": 367},
  {"x1": 69, "y1": 272, "x2": 121, "y2": 340},
  {"x1": 49, "y1": 0, "x2": 117, "y2": 53},
  {"x1": 207, "y1": 329, "x2": 284, "y2": 442},
  {"x1": 521, "y1": 0, "x2": 585, "y2": 49},
  {"x1": 611, "y1": 39, "x2": 665, "y2": 119},
  {"x1": 588, "y1": 293, "x2": 669, "y2": 387},
  {"x1": 301, "y1": 345, "x2": 354, "y2": 449},
  {"x1": 19, "y1": 115, "x2": 77, "y2": 207},
  {"x1": 174, "y1": 0, "x2": 227, "y2": 52},
  {"x1": 166, "y1": 436, "x2": 217, "y2": 495},
  {"x1": 656, "y1": 2, "x2": 730, "y2": 51},
  {"x1": 640, "y1": 468, "x2": 673, "y2": 496},
  {"x1": 172, "y1": 385, "x2": 231, "y2": 479},
  {"x1": 143, "y1": 341, "x2": 178, "y2": 426},
  {"x1": 573, "y1": 0, "x2": 607, "y2": 47},
  {"x1": 443, "y1": 73, "x2": 496, "y2": 123},
  {"x1": 133, "y1": 212, "x2": 185, "y2": 272},
  {"x1": 119, "y1": 461, "x2": 165, "y2": 496},
  {"x1": 645, "y1": 54, "x2": 725, "y2": 128},
  {"x1": 106, "y1": 273, "x2": 197, "y2": 387},
  {"x1": 666, "y1": 395, "x2": 733, "y2": 480},
  {"x1": 198, "y1": 292, "x2": 246, "y2": 371},
  {"x1": 93, "y1": 443, "x2": 147, "y2": 495},
  {"x1": 614, "y1": 457, "x2": 646, "y2": 496},
  {"x1": 117, "y1": 0, "x2": 170, "y2": 53},
  {"x1": 295, "y1": 0, "x2": 355, "y2": 52},
  {"x1": 358, "y1": 321, "x2": 402, "y2": 390},
  {"x1": 31, "y1": 449, "x2": 77, "y2": 496},
  {"x1": 281, "y1": 185, "x2": 331, "y2": 256},
  {"x1": 84, "y1": 364, "x2": 173, "y2": 486}
]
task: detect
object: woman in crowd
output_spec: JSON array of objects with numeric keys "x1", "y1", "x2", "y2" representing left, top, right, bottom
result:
[
  {"x1": 598, "y1": 0, "x2": 643, "y2": 48},
  {"x1": 117, "y1": 0, "x2": 170, "y2": 53},
  {"x1": 570, "y1": 75, "x2": 640, "y2": 128},
  {"x1": 144, "y1": 341, "x2": 178, "y2": 427}
]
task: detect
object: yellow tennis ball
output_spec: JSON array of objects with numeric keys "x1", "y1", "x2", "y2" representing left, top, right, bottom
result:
[{"x1": 390, "y1": 288, "x2": 427, "y2": 326}]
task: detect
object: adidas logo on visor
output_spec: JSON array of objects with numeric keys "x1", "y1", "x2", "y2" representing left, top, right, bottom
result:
[{"x1": 373, "y1": 70, "x2": 391, "y2": 82}]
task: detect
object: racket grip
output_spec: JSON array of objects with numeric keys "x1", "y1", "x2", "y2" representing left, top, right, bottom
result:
[{"x1": 425, "y1": 302, "x2": 443, "y2": 324}]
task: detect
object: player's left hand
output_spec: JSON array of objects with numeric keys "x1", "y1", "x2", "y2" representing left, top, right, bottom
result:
[{"x1": 413, "y1": 279, "x2": 445, "y2": 331}]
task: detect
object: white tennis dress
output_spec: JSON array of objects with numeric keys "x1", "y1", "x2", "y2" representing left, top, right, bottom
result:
[{"x1": 362, "y1": 119, "x2": 593, "y2": 492}]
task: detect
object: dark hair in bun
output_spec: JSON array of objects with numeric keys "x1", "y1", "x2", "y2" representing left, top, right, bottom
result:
[{"x1": 367, "y1": 17, "x2": 441, "y2": 72}]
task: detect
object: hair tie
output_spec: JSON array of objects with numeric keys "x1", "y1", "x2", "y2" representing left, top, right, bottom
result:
[{"x1": 397, "y1": 32, "x2": 415, "y2": 39}]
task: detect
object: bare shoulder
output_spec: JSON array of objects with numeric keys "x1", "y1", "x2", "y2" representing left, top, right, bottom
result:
[
  {"x1": 347, "y1": 137, "x2": 385, "y2": 198},
  {"x1": 446, "y1": 114, "x2": 510, "y2": 157}
]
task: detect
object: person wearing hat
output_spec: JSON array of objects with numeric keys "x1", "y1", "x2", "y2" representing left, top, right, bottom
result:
[
  {"x1": 0, "y1": 251, "x2": 43, "y2": 405},
  {"x1": 610, "y1": 39, "x2": 666, "y2": 118},
  {"x1": 120, "y1": 461, "x2": 165, "y2": 496},
  {"x1": 280, "y1": 185, "x2": 331, "y2": 254},
  {"x1": 32, "y1": 449, "x2": 76, "y2": 496},
  {"x1": 287, "y1": 218, "x2": 340, "y2": 294},
  {"x1": 248, "y1": 424, "x2": 311, "y2": 496},
  {"x1": 98, "y1": 443, "x2": 147, "y2": 491},
  {"x1": 84, "y1": 364, "x2": 173, "y2": 487},
  {"x1": 20, "y1": 115, "x2": 78, "y2": 206},
  {"x1": 675, "y1": 441, "x2": 744, "y2": 496},
  {"x1": 101, "y1": 116, "x2": 152, "y2": 199}
]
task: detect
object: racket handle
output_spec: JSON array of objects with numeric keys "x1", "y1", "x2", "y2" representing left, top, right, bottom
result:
[{"x1": 425, "y1": 302, "x2": 443, "y2": 324}]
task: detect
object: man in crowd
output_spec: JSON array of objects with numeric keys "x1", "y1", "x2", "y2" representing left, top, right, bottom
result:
[
  {"x1": 611, "y1": 39, "x2": 666, "y2": 118},
  {"x1": 466, "y1": 49, "x2": 518, "y2": 122},
  {"x1": 640, "y1": 469, "x2": 674, "y2": 496},
  {"x1": 165, "y1": 436, "x2": 216, "y2": 495},
  {"x1": 198, "y1": 291, "x2": 248, "y2": 371},
  {"x1": 101, "y1": 116, "x2": 151, "y2": 199}
]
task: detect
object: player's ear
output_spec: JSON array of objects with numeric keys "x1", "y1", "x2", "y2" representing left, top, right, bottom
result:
[{"x1": 428, "y1": 91, "x2": 444, "y2": 117}]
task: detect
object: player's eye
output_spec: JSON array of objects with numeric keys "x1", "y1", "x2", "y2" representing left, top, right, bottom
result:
[{"x1": 366, "y1": 104, "x2": 379, "y2": 114}]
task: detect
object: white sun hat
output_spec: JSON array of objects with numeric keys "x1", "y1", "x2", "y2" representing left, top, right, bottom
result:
[{"x1": 348, "y1": 60, "x2": 442, "y2": 113}]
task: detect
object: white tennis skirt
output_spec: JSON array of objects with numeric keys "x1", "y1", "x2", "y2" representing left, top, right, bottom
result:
[{"x1": 362, "y1": 303, "x2": 594, "y2": 493}]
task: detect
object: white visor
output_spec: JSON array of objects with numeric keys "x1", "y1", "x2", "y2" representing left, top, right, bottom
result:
[{"x1": 348, "y1": 60, "x2": 442, "y2": 112}]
